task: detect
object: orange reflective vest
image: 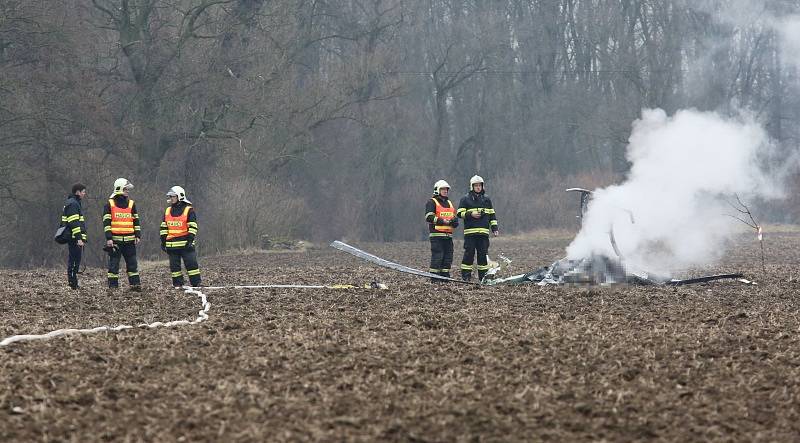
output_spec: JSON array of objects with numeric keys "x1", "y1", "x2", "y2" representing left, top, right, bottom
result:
[
  {"x1": 432, "y1": 198, "x2": 455, "y2": 234},
  {"x1": 165, "y1": 205, "x2": 191, "y2": 240},
  {"x1": 109, "y1": 199, "x2": 135, "y2": 235}
]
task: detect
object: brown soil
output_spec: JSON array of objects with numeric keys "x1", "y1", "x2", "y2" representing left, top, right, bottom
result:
[{"x1": 2, "y1": 232, "x2": 800, "y2": 442}]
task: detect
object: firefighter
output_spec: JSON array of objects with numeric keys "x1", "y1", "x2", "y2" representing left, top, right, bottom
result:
[
  {"x1": 456, "y1": 175, "x2": 499, "y2": 282},
  {"x1": 62, "y1": 183, "x2": 88, "y2": 289},
  {"x1": 103, "y1": 178, "x2": 141, "y2": 291},
  {"x1": 425, "y1": 180, "x2": 458, "y2": 281},
  {"x1": 160, "y1": 186, "x2": 201, "y2": 288}
]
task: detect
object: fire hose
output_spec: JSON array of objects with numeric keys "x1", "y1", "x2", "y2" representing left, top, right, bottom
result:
[
  {"x1": 0, "y1": 286, "x2": 210, "y2": 347},
  {"x1": 0, "y1": 283, "x2": 385, "y2": 347}
]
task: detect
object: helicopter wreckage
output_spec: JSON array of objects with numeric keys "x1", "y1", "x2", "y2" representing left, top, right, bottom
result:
[{"x1": 330, "y1": 188, "x2": 754, "y2": 287}]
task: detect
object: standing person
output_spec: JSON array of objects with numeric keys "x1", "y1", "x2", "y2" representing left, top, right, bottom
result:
[
  {"x1": 456, "y1": 175, "x2": 499, "y2": 282},
  {"x1": 425, "y1": 180, "x2": 458, "y2": 281},
  {"x1": 103, "y1": 178, "x2": 141, "y2": 291},
  {"x1": 62, "y1": 183, "x2": 88, "y2": 289},
  {"x1": 160, "y1": 186, "x2": 201, "y2": 288}
]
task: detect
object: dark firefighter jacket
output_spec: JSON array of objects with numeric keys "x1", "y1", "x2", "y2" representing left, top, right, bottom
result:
[
  {"x1": 62, "y1": 195, "x2": 87, "y2": 241},
  {"x1": 160, "y1": 201, "x2": 198, "y2": 250},
  {"x1": 103, "y1": 195, "x2": 141, "y2": 243},
  {"x1": 425, "y1": 195, "x2": 458, "y2": 238},
  {"x1": 456, "y1": 190, "x2": 498, "y2": 236}
]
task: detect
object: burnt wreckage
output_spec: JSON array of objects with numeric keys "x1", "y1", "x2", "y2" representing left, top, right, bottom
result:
[{"x1": 331, "y1": 188, "x2": 751, "y2": 286}]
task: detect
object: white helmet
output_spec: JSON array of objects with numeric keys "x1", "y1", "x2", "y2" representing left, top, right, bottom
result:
[
  {"x1": 110, "y1": 178, "x2": 133, "y2": 197},
  {"x1": 433, "y1": 179, "x2": 450, "y2": 196},
  {"x1": 469, "y1": 175, "x2": 484, "y2": 187},
  {"x1": 166, "y1": 185, "x2": 191, "y2": 204}
]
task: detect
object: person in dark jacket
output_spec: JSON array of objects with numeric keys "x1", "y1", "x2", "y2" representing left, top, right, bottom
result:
[
  {"x1": 456, "y1": 175, "x2": 499, "y2": 282},
  {"x1": 103, "y1": 178, "x2": 141, "y2": 291},
  {"x1": 62, "y1": 183, "x2": 88, "y2": 289},
  {"x1": 425, "y1": 180, "x2": 458, "y2": 281},
  {"x1": 160, "y1": 186, "x2": 201, "y2": 288}
]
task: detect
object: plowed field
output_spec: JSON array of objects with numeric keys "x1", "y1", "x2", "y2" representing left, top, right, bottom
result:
[{"x1": 2, "y1": 230, "x2": 800, "y2": 441}]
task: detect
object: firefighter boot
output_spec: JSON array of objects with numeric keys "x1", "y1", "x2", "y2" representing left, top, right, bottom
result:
[{"x1": 461, "y1": 271, "x2": 472, "y2": 282}]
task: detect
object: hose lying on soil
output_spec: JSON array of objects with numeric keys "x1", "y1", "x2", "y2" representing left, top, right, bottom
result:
[{"x1": 0, "y1": 286, "x2": 210, "y2": 347}]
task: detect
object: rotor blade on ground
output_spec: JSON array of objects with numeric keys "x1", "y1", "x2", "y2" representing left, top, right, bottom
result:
[
  {"x1": 666, "y1": 273, "x2": 745, "y2": 286},
  {"x1": 330, "y1": 240, "x2": 476, "y2": 284}
]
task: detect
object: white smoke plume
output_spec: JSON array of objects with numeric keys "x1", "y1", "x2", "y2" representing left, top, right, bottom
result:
[
  {"x1": 697, "y1": 0, "x2": 800, "y2": 67},
  {"x1": 566, "y1": 108, "x2": 785, "y2": 274},
  {"x1": 776, "y1": 15, "x2": 800, "y2": 66}
]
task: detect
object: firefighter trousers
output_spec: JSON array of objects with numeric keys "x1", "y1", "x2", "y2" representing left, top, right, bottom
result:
[
  {"x1": 461, "y1": 235, "x2": 489, "y2": 281},
  {"x1": 168, "y1": 248, "x2": 201, "y2": 287},
  {"x1": 108, "y1": 242, "x2": 140, "y2": 287},
  {"x1": 429, "y1": 237, "x2": 454, "y2": 280},
  {"x1": 67, "y1": 241, "x2": 82, "y2": 289}
]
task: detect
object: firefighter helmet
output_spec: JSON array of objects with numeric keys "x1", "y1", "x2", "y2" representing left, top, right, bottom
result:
[
  {"x1": 110, "y1": 178, "x2": 133, "y2": 197},
  {"x1": 469, "y1": 175, "x2": 484, "y2": 187},
  {"x1": 166, "y1": 185, "x2": 191, "y2": 204},
  {"x1": 433, "y1": 180, "x2": 450, "y2": 196}
]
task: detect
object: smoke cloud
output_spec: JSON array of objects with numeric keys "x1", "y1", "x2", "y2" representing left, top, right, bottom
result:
[
  {"x1": 696, "y1": 0, "x2": 800, "y2": 67},
  {"x1": 566, "y1": 108, "x2": 785, "y2": 274}
]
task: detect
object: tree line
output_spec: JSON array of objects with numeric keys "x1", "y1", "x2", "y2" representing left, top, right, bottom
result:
[{"x1": 1, "y1": 0, "x2": 798, "y2": 267}]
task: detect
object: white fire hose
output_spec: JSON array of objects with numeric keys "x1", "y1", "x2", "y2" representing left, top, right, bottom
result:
[
  {"x1": 0, "y1": 283, "x2": 382, "y2": 347},
  {"x1": 0, "y1": 286, "x2": 210, "y2": 347}
]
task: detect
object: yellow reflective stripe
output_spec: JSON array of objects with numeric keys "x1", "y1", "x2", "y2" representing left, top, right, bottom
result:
[
  {"x1": 111, "y1": 235, "x2": 136, "y2": 242},
  {"x1": 166, "y1": 241, "x2": 188, "y2": 247},
  {"x1": 186, "y1": 269, "x2": 201, "y2": 276},
  {"x1": 188, "y1": 229, "x2": 198, "y2": 235},
  {"x1": 464, "y1": 228, "x2": 490, "y2": 235},
  {"x1": 104, "y1": 226, "x2": 112, "y2": 232},
  {"x1": 484, "y1": 209, "x2": 495, "y2": 214},
  {"x1": 78, "y1": 216, "x2": 85, "y2": 221},
  {"x1": 71, "y1": 227, "x2": 81, "y2": 234},
  {"x1": 477, "y1": 265, "x2": 491, "y2": 271},
  {"x1": 103, "y1": 214, "x2": 112, "y2": 220},
  {"x1": 171, "y1": 271, "x2": 183, "y2": 277},
  {"x1": 460, "y1": 264, "x2": 473, "y2": 270},
  {"x1": 160, "y1": 230, "x2": 169, "y2": 235},
  {"x1": 490, "y1": 220, "x2": 498, "y2": 226},
  {"x1": 188, "y1": 222, "x2": 197, "y2": 227},
  {"x1": 81, "y1": 234, "x2": 87, "y2": 240},
  {"x1": 429, "y1": 232, "x2": 451, "y2": 237},
  {"x1": 134, "y1": 226, "x2": 141, "y2": 231},
  {"x1": 64, "y1": 214, "x2": 80, "y2": 222},
  {"x1": 127, "y1": 272, "x2": 139, "y2": 277},
  {"x1": 107, "y1": 273, "x2": 119, "y2": 278},
  {"x1": 133, "y1": 214, "x2": 139, "y2": 219},
  {"x1": 456, "y1": 208, "x2": 466, "y2": 216}
]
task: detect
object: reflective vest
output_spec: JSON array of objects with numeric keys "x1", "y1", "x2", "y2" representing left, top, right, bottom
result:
[
  {"x1": 109, "y1": 199, "x2": 135, "y2": 235},
  {"x1": 165, "y1": 205, "x2": 192, "y2": 248},
  {"x1": 432, "y1": 198, "x2": 455, "y2": 234}
]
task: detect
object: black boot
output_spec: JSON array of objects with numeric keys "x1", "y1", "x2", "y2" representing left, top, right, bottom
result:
[{"x1": 461, "y1": 272, "x2": 472, "y2": 281}]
